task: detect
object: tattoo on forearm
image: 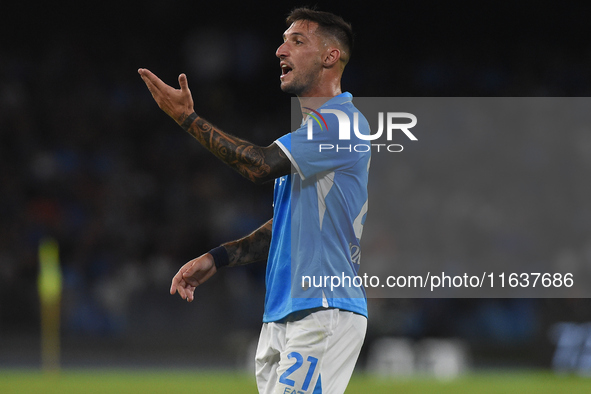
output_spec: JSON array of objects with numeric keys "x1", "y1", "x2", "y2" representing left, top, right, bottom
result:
[
  {"x1": 183, "y1": 114, "x2": 289, "y2": 183},
  {"x1": 180, "y1": 112, "x2": 198, "y2": 132},
  {"x1": 223, "y1": 219, "x2": 273, "y2": 267}
]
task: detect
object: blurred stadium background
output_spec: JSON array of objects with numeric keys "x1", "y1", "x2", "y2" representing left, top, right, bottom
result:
[{"x1": 2, "y1": 0, "x2": 591, "y2": 391}]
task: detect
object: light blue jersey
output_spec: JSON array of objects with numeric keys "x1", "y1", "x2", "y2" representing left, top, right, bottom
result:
[{"x1": 264, "y1": 92, "x2": 370, "y2": 323}]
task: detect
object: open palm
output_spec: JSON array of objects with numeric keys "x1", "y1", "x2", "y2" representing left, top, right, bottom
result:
[{"x1": 138, "y1": 68, "x2": 195, "y2": 125}]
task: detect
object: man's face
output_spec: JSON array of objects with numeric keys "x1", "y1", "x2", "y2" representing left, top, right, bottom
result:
[{"x1": 276, "y1": 20, "x2": 325, "y2": 96}]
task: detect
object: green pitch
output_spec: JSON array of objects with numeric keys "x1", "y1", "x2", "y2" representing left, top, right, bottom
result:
[{"x1": 0, "y1": 370, "x2": 589, "y2": 393}]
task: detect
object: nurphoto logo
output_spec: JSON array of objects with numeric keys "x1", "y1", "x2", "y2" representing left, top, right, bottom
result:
[{"x1": 306, "y1": 110, "x2": 418, "y2": 153}]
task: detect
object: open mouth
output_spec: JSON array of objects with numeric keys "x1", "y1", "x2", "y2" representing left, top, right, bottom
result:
[{"x1": 280, "y1": 64, "x2": 293, "y2": 78}]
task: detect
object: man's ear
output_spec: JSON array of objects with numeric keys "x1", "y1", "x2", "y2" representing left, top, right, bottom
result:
[{"x1": 323, "y1": 47, "x2": 341, "y2": 68}]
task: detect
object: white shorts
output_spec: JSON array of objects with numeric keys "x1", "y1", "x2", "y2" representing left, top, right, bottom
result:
[{"x1": 255, "y1": 308, "x2": 367, "y2": 394}]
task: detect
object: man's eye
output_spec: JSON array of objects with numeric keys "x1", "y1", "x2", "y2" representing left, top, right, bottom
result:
[{"x1": 295, "y1": 40, "x2": 303, "y2": 45}]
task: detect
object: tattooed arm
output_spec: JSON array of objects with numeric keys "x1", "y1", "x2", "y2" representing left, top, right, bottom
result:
[
  {"x1": 181, "y1": 113, "x2": 289, "y2": 183},
  {"x1": 170, "y1": 219, "x2": 273, "y2": 302},
  {"x1": 223, "y1": 218, "x2": 273, "y2": 267},
  {"x1": 138, "y1": 68, "x2": 290, "y2": 183}
]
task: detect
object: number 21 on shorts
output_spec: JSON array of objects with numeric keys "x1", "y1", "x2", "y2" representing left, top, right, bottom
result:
[{"x1": 279, "y1": 352, "x2": 319, "y2": 393}]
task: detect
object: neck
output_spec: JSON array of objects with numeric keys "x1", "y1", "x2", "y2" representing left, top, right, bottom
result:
[
  {"x1": 298, "y1": 97, "x2": 330, "y2": 114},
  {"x1": 297, "y1": 85, "x2": 342, "y2": 113},
  {"x1": 295, "y1": 67, "x2": 343, "y2": 112}
]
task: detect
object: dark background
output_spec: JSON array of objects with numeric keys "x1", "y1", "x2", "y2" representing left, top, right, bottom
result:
[{"x1": 1, "y1": 0, "x2": 591, "y2": 370}]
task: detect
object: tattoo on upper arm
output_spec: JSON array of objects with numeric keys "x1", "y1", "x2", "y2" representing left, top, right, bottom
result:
[
  {"x1": 224, "y1": 219, "x2": 273, "y2": 267},
  {"x1": 184, "y1": 115, "x2": 290, "y2": 183}
]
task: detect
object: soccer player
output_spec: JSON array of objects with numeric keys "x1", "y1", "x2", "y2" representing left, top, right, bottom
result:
[{"x1": 139, "y1": 7, "x2": 370, "y2": 394}]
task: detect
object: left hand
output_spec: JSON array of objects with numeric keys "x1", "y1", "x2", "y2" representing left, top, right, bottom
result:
[
  {"x1": 138, "y1": 68, "x2": 195, "y2": 125},
  {"x1": 170, "y1": 253, "x2": 217, "y2": 302}
]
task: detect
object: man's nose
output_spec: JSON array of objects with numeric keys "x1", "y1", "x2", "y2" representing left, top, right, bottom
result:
[{"x1": 276, "y1": 42, "x2": 288, "y2": 58}]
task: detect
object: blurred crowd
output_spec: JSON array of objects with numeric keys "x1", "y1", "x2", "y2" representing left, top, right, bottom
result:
[{"x1": 2, "y1": 1, "x2": 591, "y2": 367}]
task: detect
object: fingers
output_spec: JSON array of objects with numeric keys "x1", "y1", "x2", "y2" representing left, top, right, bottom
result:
[
  {"x1": 170, "y1": 275, "x2": 179, "y2": 295},
  {"x1": 138, "y1": 68, "x2": 157, "y2": 83},
  {"x1": 170, "y1": 254, "x2": 214, "y2": 302},
  {"x1": 138, "y1": 68, "x2": 168, "y2": 94},
  {"x1": 138, "y1": 69, "x2": 161, "y2": 100},
  {"x1": 173, "y1": 282, "x2": 195, "y2": 302},
  {"x1": 178, "y1": 73, "x2": 189, "y2": 92},
  {"x1": 170, "y1": 277, "x2": 194, "y2": 302},
  {"x1": 170, "y1": 264, "x2": 190, "y2": 297},
  {"x1": 185, "y1": 285, "x2": 196, "y2": 302},
  {"x1": 170, "y1": 260, "x2": 198, "y2": 302},
  {"x1": 139, "y1": 68, "x2": 188, "y2": 93}
]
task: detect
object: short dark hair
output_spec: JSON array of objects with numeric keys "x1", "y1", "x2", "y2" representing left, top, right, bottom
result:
[{"x1": 286, "y1": 7, "x2": 354, "y2": 63}]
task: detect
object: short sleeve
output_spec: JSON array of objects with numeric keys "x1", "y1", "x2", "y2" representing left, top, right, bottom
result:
[{"x1": 275, "y1": 113, "x2": 364, "y2": 180}]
